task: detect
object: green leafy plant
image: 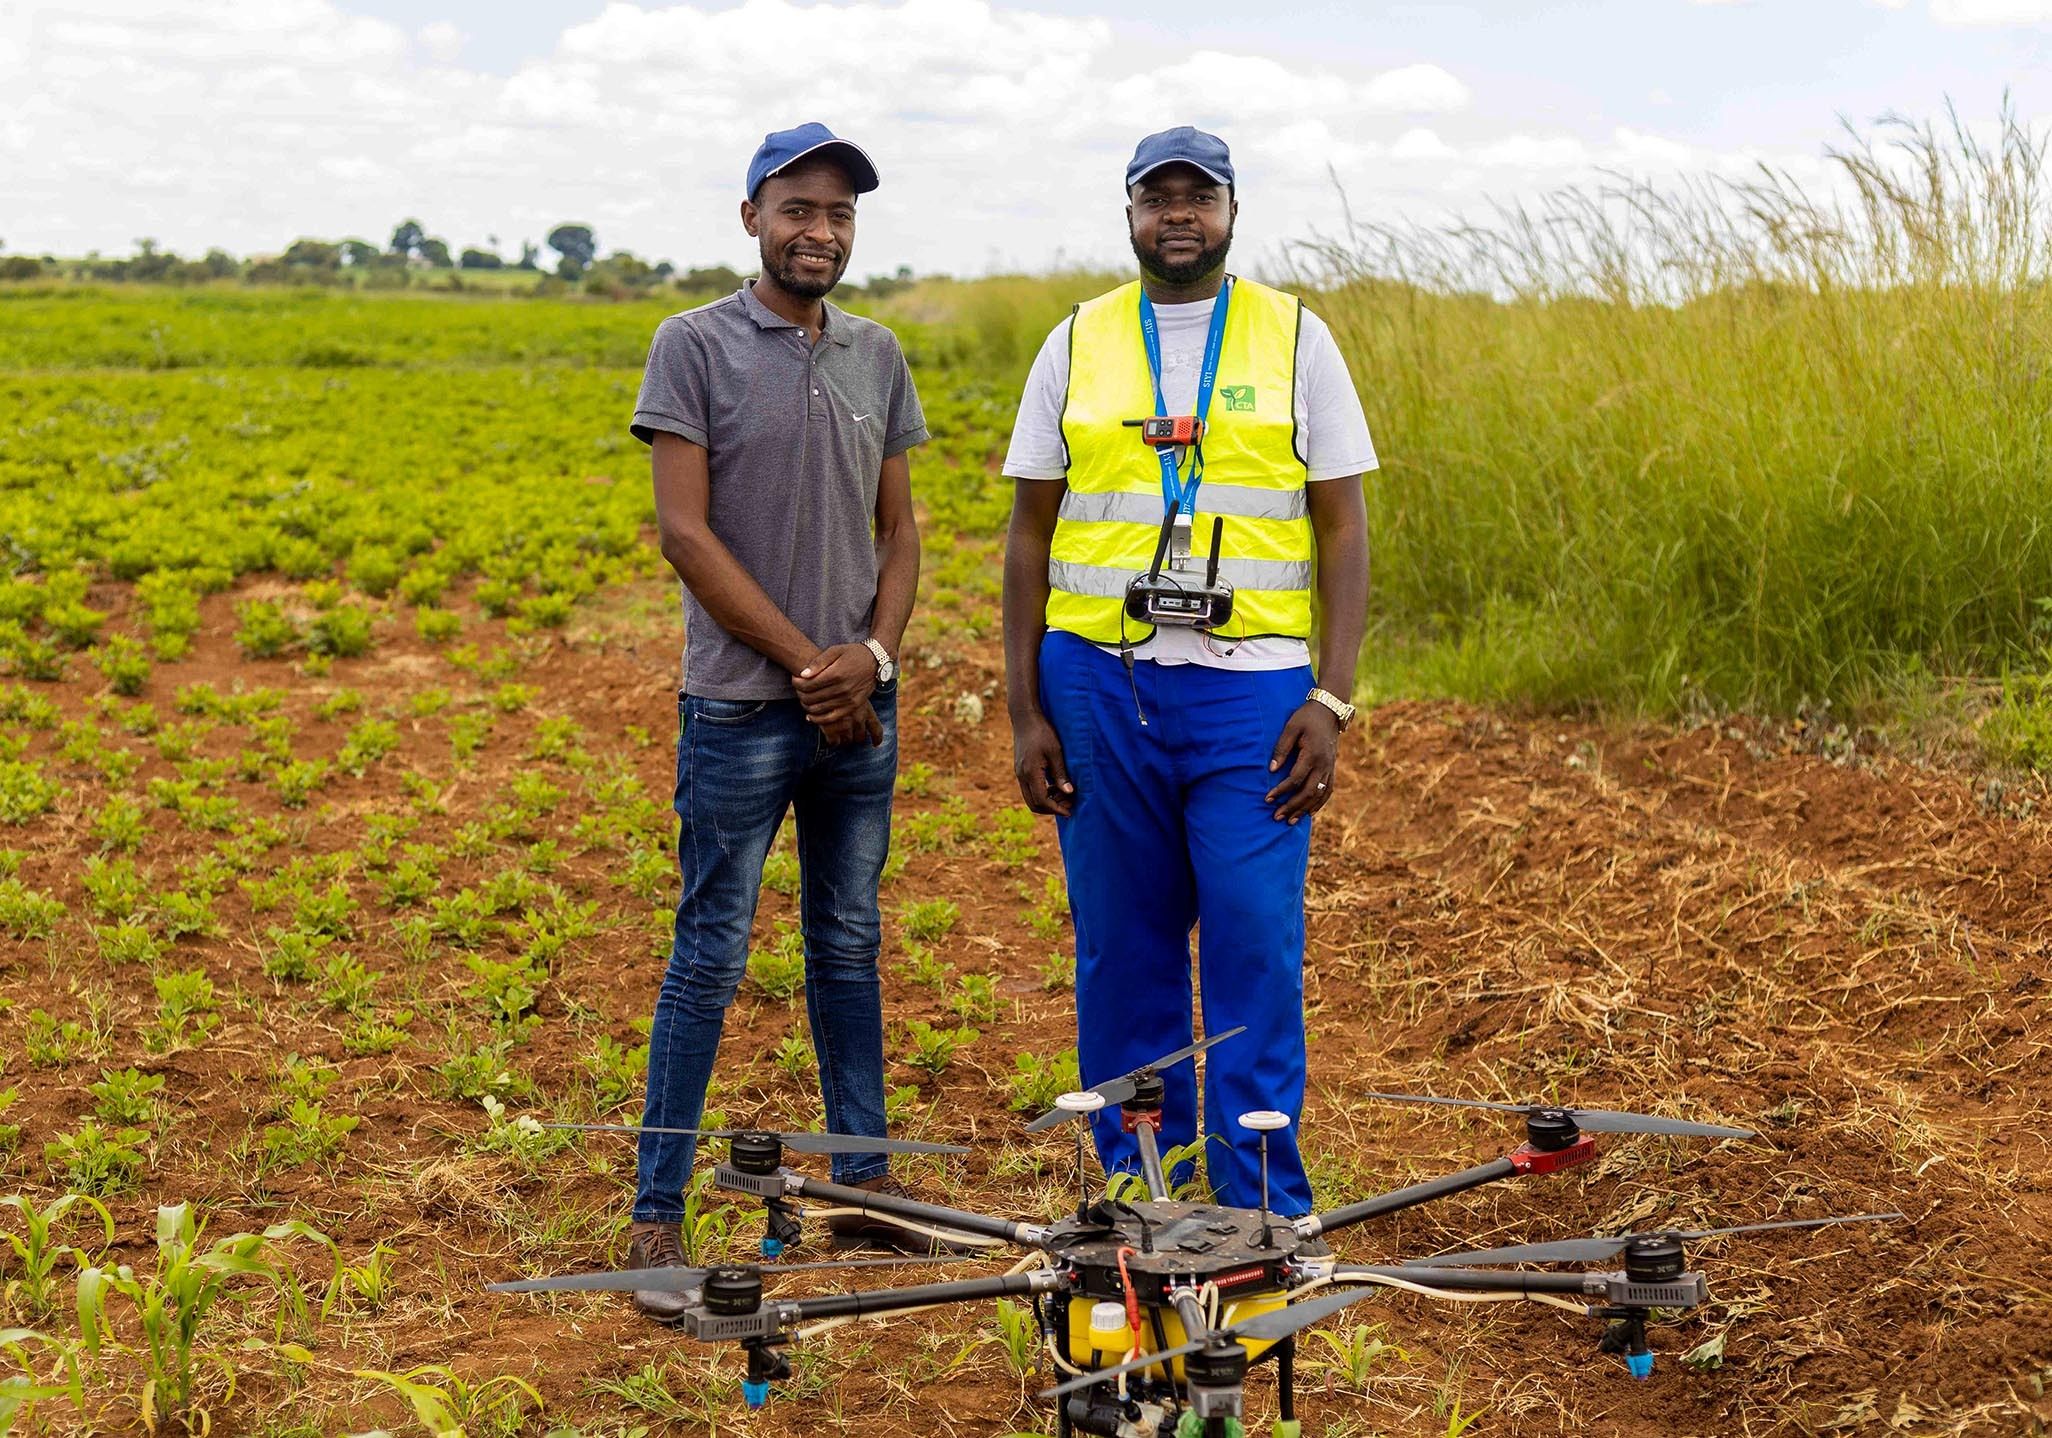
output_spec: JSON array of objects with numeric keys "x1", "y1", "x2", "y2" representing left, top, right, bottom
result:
[
  {"x1": 44, "y1": 1122, "x2": 149, "y2": 1196},
  {"x1": 90, "y1": 634, "x2": 152, "y2": 696},
  {"x1": 974, "y1": 1297, "x2": 1038, "y2": 1378},
  {"x1": 260, "y1": 925, "x2": 331, "y2": 982},
  {"x1": 312, "y1": 952, "x2": 376, "y2": 1014},
  {"x1": 1038, "y1": 950, "x2": 1075, "y2": 992},
  {"x1": 0, "y1": 1193, "x2": 115, "y2": 1319},
  {"x1": 262, "y1": 1098, "x2": 359, "y2": 1172},
  {"x1": 901, "y1": 898, "x2": 960, "y2": 942},
  {"x1": 746, "y1": 925, "x2": 806, "y2": 1002},
  {"x1": 354, "y1": 1362, "x2": 543, "y2": 1437},
  {"x1": 772, "y1": 1033, "x2": 816, "y2": 1082},
  {"x1": 307, "y1": 602, "x2": 374, "y2": 658},
  {"x1": 902, "y1": 1020, "x2": 977, "y2": 1077},
  {"x1": 0, "y1": 880, "x2": 66, "y2": 940},
  {"x1": 145, "y1": 968, "x2": 218, "y2": 1053},
  {"x1": 233, "y1": 600, "x2": 299, "y2": 658},
  {"x1": 1308, "y1": 1321, "x2": 1411, "y2": 1388},
  {"x1": 896, "y1": 942, "x2": 953, "y2": 990},
  {"x1": 89, "y1": 1067, "x2": 168, "y2": 1126},
  {"x1": 679, "y1": 1168, "x2": 735, "y2": 1264},
  {"x1": 0, "y1": 1326, "x2": 85, "y2": 1433},
  {"x1": 950, "y1": 972, "x2": 1001, "y2": 1024},
  {"x1": 0, "y1": 762, "x2": 60, "y2": 825},
  {"x1": 1025, "y1": 873, "x2": 1069, "y2": 940},
  {"x1": 464, "y1": 955, "x2": 545, "y2": 1029},
  {"x1": 23, "y1": 1008, "x2": 110, "y2": 1068},
  {"x1": 986, "y1": 805, "x2": 1039, "y2": 867},
  {"x1": 344, "y1": 1007, "x2": 413, "y2": 1057},
  {"x1": 341, "y1": 1242, "x2": 397, "y2": 1313},
  {"x1": 82, "y1": 854, "x2": 148, "y2": 920},
  {"x1": 95, "y1": 921, "x2": 164, "y2": 967},
  {"x1": 1005, "y1": 1048, "x2": 1079, "y2": 1114},
  {"x1": 76, "y1": 1202, "x2": 339, "y2": 1434}
]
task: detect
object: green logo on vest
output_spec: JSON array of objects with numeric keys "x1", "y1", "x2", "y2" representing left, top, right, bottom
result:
[{"x1": 1219, "y1": 384, "x2": 1257, "y2": 411}]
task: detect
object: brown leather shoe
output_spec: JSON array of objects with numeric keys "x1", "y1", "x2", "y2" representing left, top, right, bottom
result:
[
  {"x1": 626, "y1": 1220, "x2": 693, "y2": 1324},
  {"x1": 825, "y1": 1174, "x2": 985, "y2": 1256}
]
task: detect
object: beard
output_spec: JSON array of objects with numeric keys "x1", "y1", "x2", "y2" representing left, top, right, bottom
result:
[
  {"x1": 1131, "y1": 221, "x2": 1234, "y2": 288},
  {"x1": 761, "y1": 235, "x2": 846, "y2": 300}
]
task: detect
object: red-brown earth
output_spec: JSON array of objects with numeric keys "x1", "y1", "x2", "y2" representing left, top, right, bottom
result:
[{"x1": 3, "y1": 567, "x2": 2050, "y2": 1437}]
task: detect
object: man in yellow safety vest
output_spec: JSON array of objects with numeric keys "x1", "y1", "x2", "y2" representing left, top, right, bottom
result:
[{"x1": 1000, "y1": 126, "x2": 1374, "y2": 1215}]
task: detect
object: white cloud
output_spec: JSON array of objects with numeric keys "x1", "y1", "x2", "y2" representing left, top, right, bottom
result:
[
  {"x1": 1359, "y1": 63, "x2": 1472, "y2": 113},
  {"x1": 0, "y1": 0, "x2": 1836, "y2": 275},
  {"x1": 1389, "y1": 128, "x2": 1456, "y2": 162},
  {"x1": 1930, "y1": 0, "x2": 2052, "y2": 21},
  {"x1": 417, "y1": 21, "x2": 466, "y2": 62}
]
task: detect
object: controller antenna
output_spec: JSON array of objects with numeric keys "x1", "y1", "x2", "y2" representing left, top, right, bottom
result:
[
  {"x1": 1239, "y1": 1110, "x2": 1291, "y2": 1248},
  {"x1": 1055, "y1": 1091, "x2": 1107, "y2": 1221}
]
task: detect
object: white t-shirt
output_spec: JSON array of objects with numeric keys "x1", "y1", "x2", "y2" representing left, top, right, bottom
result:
[{"x1": 1003, "y1": 293, "x2": 1376, "y2": 670}]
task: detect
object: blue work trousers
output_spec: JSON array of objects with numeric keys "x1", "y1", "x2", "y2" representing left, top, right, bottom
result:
[
  {"x1": 633, "y1": 684, "x2": 898, "y2": 1222},
  {"x1": 1039, "y1": 630, "x2": 1314, "y2": 1215}
]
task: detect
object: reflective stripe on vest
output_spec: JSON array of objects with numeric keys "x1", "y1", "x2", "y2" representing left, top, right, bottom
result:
[
  {"x1": 1058, "y1": 484, "x2": 1308, "y2": 526},
  {"x1": 1049, "y1": 557, "x2": 1314, "y2": 598},
  {"x1": 1050, "y1": 276, "x2": 1311, "y2": 646}
]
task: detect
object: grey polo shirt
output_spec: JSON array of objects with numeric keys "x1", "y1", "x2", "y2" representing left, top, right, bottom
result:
[{"x1": 632, "y1": 286, "x2": 928, "y2": 699}]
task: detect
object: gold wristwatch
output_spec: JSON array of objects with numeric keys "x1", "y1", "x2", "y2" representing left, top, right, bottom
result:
[{"x1": 1306, "y1": 687, "x2": 1356, "y2": 730}]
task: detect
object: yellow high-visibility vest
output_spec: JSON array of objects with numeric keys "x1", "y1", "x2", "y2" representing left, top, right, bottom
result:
[{"x1": 1048, "y1": 275, "x2": 1311, "y2": 647}]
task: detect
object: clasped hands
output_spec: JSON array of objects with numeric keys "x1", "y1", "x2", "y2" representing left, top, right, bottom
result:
[{"x1": 794, "y1": 641, "x2": 884, "y2": 746}]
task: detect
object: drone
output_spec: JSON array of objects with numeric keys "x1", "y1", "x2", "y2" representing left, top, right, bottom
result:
[{"x1": 491, "y1": 1029, "x2": 1901, "y2": 1438}]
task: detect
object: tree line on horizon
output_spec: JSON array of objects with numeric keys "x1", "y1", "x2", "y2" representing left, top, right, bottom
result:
[{"x1": 0, "y1": 219, "x2": 918, "y2": 299}]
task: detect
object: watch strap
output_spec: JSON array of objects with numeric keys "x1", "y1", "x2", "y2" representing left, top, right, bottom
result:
[
  {"x1": 1306, "y1": 686, "x2": 1356, "y2": 729},
  {"x1": 863, "y1": 638, "x2": 895, "y2": 680}
]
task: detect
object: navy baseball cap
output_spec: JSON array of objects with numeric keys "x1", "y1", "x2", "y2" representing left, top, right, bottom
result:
[
  {"x1": 746, "y1": 122, "x2": 879, "y2": 199},
  {"x1": 1126, "y1": 127, "x2": 1234, "y2": 191}
]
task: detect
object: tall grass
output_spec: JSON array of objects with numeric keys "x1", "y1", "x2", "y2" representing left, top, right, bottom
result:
[
  {"x1": 871, "y1": 270, "x2": 1120, "y2": 384},
  {"x1": 1297, "y1": 104, "x2": 2052, "y2": 714}
]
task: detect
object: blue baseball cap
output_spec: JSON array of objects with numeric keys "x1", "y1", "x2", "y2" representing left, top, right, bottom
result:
[
  {"x1": 746, "y1": 122, "x2": 879, "y2": 199},
  {"x1": 1125, "y1": 126, "x2": 1234, "y2": 191}
]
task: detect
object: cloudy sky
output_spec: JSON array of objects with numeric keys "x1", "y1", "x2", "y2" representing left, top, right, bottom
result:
[{"x1": 4, "y1": 0, "x2": 2049, "y2": 278}]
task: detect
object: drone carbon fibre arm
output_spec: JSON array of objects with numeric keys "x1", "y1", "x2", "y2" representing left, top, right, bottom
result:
[
  {"x1": 1299, "y1": 1157, "x2": 1520, "y2": 1238},
  {"x1": 1134, "y1": 1123, "x2": 1173, "y2": 1202},
  {"x1": 1334, "y1": 1265, "x2": 1708, "y2": 1309},
  {"x1": 776, "y1": 1267, "x2": 1065, "y2": 1324},
  {"x1": 1333, "y1": 1264, "x2": 1596, "y2": 1298},
  {"x1": 791, "y1": 1175, "x2": 1052, "y2": 1247}
]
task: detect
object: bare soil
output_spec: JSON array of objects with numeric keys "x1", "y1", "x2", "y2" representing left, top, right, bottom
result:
[{"x1": 5, "y1": 571, "x2": 2050, "y2": 1437}]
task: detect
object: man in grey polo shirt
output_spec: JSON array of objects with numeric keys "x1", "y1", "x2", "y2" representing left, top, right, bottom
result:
[{"x1": 624, "y1": 123, "x2": 935, "y2": 1319}]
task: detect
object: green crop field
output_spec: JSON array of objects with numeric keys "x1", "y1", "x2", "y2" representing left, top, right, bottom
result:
[{"x1": 2, "y1": 113, "x2": 2051, "y2": 1437}]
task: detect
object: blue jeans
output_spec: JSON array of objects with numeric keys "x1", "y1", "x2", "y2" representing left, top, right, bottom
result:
[
  {"x1": 1039, "y1": 631, "x2": 1315, "y2": 1215},
  {"x1": 633, "y1": 682, "x2": 898, "y2": 1222}
]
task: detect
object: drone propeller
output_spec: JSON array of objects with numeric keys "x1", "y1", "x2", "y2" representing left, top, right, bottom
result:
[
  {"x1": 543, "y1": 1121, "x2": 969, "y2": 1157},
  {"x1": 490, "y1": 1253, "x2": 969, "y2": 1296},
  {"x1": 1408, "y1": 1211, "x2": 1906, "y2": 1267},
  {"x1": 1358, "y1": 1091, "x2": 1755, "y2": 1141},
  {"x1": 1025, "y1": 1026, "x2": 1248, "y2": 1133},
  {"x1": 1041, "y1": 1282, "x2": 1377, "y2": 1399}
]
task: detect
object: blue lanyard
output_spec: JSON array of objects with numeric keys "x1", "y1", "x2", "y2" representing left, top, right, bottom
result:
[{"x1": 1138, "y1": 275, "x2": 1233, "y2": 516}]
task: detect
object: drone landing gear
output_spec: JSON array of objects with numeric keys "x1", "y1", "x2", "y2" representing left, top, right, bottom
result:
[
  {"x1": 1597, "y1": 1310, "x2": 1654, "y2": 1380},
  {"x1": 1596, "y1": 1232, "x2": 1685, "y2": 1378},
  {"x1": 740, "y1": 1337, "x2": 791, "y2": 1409},
  {"x1": 761, "y1": 1196, "x2": 802, "y2": 1259}
]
